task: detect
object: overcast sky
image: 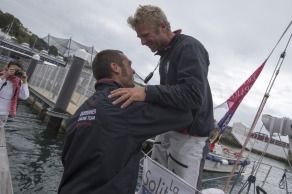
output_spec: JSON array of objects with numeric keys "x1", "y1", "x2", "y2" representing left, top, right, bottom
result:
[{"x1": 1, "y1": 0, "x2": 292, "y2": 141}]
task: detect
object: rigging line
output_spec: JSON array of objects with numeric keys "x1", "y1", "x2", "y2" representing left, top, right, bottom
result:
[
  {"x1": 245, "y1": 124, "x2": 265, "y2": 158},
  {"x1": 211, "y1": 128, "x2": 220, "y2": 143},
  {"x1": 228, "y1": 164, "x2": 248, "y2": 193},
  {"x1": 223, "y1": 21, "x2": 292, "y2": 192},
  {"x1": 224, "y1": 84, "x2": 268, "y2": 192},
  {"x1": 265, "y1": 20, "x2": 292, "y2": 61},
  {"x1": 265, "y1": 32, "x2": 292, "y2": 94},
  {"x1": 246, "y1": 56, "x2": 289, "y2": 173},
  {"x1": 254, "y1": 33, "x2": 292, "y2": 172},
  {"x1": 278, "y1": 135, "x2": 292, "y2": 169},
  {"x1": 254, "y1": 138, "x2": 273, "y2": 176}
]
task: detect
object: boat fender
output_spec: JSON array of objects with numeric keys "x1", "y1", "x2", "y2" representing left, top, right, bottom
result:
[
  {"x1": 202, "y1": 188, "x2": 225, "y2": 194},
  {"x1": 221, "y1": 159, "x2": 229, "y2": 165},
  {"x1": 228, "y1": 160, "x2": 235, "y2": 165},
  {"x1": 212, "y1": 157, "x2": 221, "y2": 163},
  {"x1": 238, "y1": 160, "x2": 251, "y2": 166}
]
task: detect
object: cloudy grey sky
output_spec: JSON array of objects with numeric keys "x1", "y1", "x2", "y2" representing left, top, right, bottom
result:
[{"x1": 1, "y1": 0, "x2": 292, "y2": 140}]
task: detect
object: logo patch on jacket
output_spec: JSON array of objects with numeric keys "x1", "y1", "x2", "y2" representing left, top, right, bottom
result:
[{"x1": 78, "y1": 109, "x2": 96, "y2": 121}]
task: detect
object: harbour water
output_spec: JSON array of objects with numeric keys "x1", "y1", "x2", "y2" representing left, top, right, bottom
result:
[
  {"x1": 5, "y1": 101, "x2": 64, "y2": 194},
  {"x1": 4, "y1": 101, "x2": 292, "y2": 193}
]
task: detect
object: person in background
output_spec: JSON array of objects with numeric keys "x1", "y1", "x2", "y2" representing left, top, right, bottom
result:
[
  {"x1": 0, "y1": 67, "x2": 5, "y2": 76},
  {"x1": 58, "y1": 49, "x2": 193, "y2": 194},
  {"x1": 0, "y1": 60, "x2": 29, "y2": 128},
  {"x1": 108, "y1": 5, "x2": 214, "y2": 192}
]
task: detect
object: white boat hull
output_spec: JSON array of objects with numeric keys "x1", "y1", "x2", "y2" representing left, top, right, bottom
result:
[
  {"x1": 204, "y1": 155, "x2": 249, "y2": 173},
  {"x1": 204, "y1": 143, "x2": 250, "y2": 173}
]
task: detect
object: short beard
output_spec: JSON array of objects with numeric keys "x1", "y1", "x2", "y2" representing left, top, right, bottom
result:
[{"x1": 120, "y1": 65, "x2": 128, "y2": 77}]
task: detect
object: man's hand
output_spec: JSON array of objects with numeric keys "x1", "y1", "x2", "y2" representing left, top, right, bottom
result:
[
  {"x1": 108, "y1": 87, "x2": 146, "y2": 108},
  {"x1": 21, "y1": 72, "x2": 28, "y2": 84}
]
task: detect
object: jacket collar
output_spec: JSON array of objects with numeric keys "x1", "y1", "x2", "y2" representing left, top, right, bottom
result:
[
  {"x1": 94, "y1": 78, "x2": 123, "y2": 90},
  {"x1": 155, "y1": 29, "x2": 182, "y2": 56}
]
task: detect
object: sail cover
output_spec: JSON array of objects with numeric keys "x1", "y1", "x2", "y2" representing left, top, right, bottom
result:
[
  {"x1": 262, "y1": 115, "x2": 292, "y2": 155},
  {"x1": 262, "y1": 114, "x2": 292, "y2": 135}
]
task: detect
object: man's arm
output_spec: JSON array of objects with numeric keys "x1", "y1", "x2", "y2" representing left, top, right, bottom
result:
[
  {"x1": 109, "y1": 42, "x2": 209, "y2": 110},
  {"x1": 108, "y1": 87, "x2": 146, "y2": 108},
  {"x1": 124, "y1": 100, "x2": 193, "y2": 142}
]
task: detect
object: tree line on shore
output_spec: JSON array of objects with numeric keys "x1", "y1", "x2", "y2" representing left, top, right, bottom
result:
[{"x1": 0, "y1": 10, "x2": 58, "y2": 56}]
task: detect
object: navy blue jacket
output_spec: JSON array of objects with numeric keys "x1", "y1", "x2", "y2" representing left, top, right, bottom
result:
[
  {"x1": 58, "y1": 80, "x2": 192, "y2": 194},
  {"x1": 146, "y1": 31, "x2": 214, "y2": 136}
]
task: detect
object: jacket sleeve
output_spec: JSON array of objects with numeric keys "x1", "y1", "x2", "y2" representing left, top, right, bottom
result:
[
  {"x1": 18, "y1": 84, "x2": 29, "y2": 100},
  {"x1": 145, "y1": 43, "x2": 210, "y2": 111},
  {"x1": 126, "y1": 101, "x2": 193, "y2": 143}
]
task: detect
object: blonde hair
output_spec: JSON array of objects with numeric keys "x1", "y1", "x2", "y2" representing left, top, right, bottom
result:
[{"x1": 127, "y1": 5, "x2": 171, "y2": 32}]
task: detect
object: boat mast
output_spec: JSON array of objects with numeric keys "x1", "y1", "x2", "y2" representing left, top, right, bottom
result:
[{"x1": 223, "y1": 20, "x2": 292, "y2": 192}]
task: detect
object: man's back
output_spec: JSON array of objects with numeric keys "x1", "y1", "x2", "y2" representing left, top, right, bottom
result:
[{"x1": 58, "y1": 80, "x2": 192, "y2": 194}]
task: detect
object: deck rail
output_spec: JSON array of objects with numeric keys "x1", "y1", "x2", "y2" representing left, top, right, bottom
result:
[{"x1": 202, "y1": 161, "x2": 292, "y2": 193}]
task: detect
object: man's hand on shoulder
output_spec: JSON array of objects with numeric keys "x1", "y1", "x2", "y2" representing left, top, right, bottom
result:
[{"x1": 108, "y1": 87, "x2": 146, "y2": 108}]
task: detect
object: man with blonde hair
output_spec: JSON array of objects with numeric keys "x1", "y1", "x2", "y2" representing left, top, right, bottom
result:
[{"x1": 109, "y1": 5, "x2": 214, "y2": 192}]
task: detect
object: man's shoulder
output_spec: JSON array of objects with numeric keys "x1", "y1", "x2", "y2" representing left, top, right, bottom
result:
[
  {"x1": 175, "y1": 34, "x2": 207, "y2": 54},
  {"x1": 177, "y1": 34, "x2": 203, "y2": 46},
  {"x1": 177, "y1": 33, "x2": 195, "y2": 41}
]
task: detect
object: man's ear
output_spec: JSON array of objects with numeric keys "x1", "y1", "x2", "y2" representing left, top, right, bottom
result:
[
  {"x1": 160, "y1": 22, "x2": 167, "y2": 31},
  {"x1": 110, "y1": 63, "x2": 120, "y2": 73}
]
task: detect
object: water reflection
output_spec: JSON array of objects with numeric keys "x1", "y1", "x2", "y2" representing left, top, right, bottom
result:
[{"x1": 5, "y1": 101, "x2": 65, "y2": 194}]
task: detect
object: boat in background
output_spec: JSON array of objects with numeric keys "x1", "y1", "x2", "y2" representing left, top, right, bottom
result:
[
  {"x1": 205, "y1": 143, "x2": 250, "y2": 173},
  {"x1": 231, "y1": 122, "x2": 291, "y2": 163}
]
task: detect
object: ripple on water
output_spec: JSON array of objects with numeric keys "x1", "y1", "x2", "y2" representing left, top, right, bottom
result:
[{"x1": 5, "y1": 101, "x2": 65, "y2": 194}]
